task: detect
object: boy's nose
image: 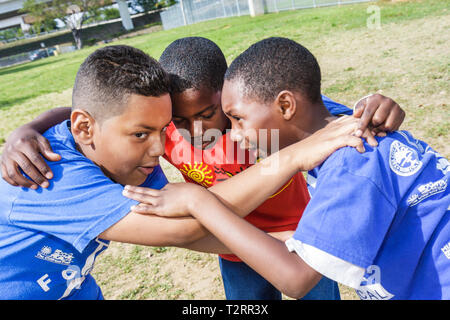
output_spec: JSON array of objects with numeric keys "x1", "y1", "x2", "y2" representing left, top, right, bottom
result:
[
  {"x1": 148, "y1": 136, "x2": 165, "y2": 157},
  {"x1": 190, "y1": 120, "x2": 203, "y2": 139}
]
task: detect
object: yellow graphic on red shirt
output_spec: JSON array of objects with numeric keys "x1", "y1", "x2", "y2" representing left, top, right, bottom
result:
[
  {"x1": 180, "y1": 162, "x2": 214, "y2": 187},
  {"x1": 255, "y1": 157, "x2": 294, "y2": 199},
  {"x1": 268, "y1": 178, "x2": 294, "y2": 199}
]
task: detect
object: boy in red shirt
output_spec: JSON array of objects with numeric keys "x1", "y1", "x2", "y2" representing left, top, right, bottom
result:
[{"x1": 1, "y1": 38, "x2": 405, "y2": 300}]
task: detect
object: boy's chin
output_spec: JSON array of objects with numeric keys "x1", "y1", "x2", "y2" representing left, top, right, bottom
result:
[{"x1": 117, "y1": 172, "x2": 148, "y2": 187}]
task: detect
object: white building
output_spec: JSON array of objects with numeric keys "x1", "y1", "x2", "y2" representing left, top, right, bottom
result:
[
  {"x1": 0, "y1": 0, "x2": 33, "y2": 31},
  {"x1": 0, "y1": 0, "x2": 134, "y2": 32}
]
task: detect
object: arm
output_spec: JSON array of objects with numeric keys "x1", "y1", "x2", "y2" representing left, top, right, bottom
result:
[
  {"x1": 127, "y1": 116, "x2": 367, "y2": 218},
  {"x1": 98, "y1": 212, "x2": 211, "y2": 247},
  {"x1": 24, "y1": 107, "x2": 71, "y2": 133},
  {"x1": 99, "y1": 210, "x2": 292, "y2": 255},
  {"x1": 0, "y1": 107, "x2": 71, "y2": 189},
  {"x1": 186, "y1": 187, "x2": 322, "y2": 299},
  {"x1": 1, "y1": 96, "x2": 404, "y2": 189}
]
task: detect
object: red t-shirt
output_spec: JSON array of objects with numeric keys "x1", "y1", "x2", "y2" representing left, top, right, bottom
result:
[{"x1": 163, "y1": 122, "x2": 310, "y2": 261}]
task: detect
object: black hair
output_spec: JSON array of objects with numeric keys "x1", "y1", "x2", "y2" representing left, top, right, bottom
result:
[
  {"x1": 159, "y1": 37, "x2": 227, "y2": 93},
  {"x1": 224, "y1": 37, "x2": 322, "y2": 104},
  {"x1": 72, "y1": 45, "x2": 170, "y2": 122}
]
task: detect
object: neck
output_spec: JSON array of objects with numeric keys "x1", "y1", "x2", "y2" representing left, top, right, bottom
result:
[{"x1": 292, "y1": 100, "x2": 337, "y2": 141}]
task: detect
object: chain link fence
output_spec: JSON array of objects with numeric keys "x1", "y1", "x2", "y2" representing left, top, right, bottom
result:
[{"x1": 161, "y1": 0, "x2": 371, "y2": 30}]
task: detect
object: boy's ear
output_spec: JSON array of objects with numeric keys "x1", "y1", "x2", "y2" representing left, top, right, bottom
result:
[
  {"x1": 70, "y1": 109, "x2": 97, "y2": 145},
  {"x1": 275, "y1": 91, "x2": 297, "y2": 121}
]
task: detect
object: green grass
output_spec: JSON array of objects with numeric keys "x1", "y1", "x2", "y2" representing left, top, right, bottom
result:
[{"x1": 0, "y1": 0, "x2": 448, "y2": 110}]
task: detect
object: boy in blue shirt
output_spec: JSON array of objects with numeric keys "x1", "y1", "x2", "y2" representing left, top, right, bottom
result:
[
  {"x1": 0, "y1": 45, "x2": 177, "y2": 299},
  {"x1": 122, "y1": 38, "x2": 449, "y2": 299}
]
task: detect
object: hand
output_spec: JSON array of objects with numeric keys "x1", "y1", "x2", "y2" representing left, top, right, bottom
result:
[
  {"x1": 353, "y1": 93, "x2": 405, "y2": 137},
  {"x1": 123, "y1": 183, "x2": 210, "y2": 218},
  {"x1": 295, "y1": 116, "x2": 371, "y2": 172},
  {"x1": 1, "y1": 125, "x2": 60, "y2": 189}
]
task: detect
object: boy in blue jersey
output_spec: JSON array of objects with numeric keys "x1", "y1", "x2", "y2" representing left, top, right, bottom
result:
[
  {"x1": 0, "y1": 45, "x2": 173, "y2": 299},
  {"x1": 121, "y1": 37, "x2": 449, "y2": 299}
]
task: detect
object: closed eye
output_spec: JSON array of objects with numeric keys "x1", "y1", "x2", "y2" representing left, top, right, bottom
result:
[{"x1": 201, "y1": 110, "x2": 216, "y2": 119}]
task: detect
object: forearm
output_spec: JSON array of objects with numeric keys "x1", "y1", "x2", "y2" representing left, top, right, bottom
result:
[
  {"x1": 179, "y1": 234, "x2": 232, "y2": 254},
  {"x1": 29, "y1": 107, "x2": 71, "y2": 133},
  {"x1": 179, "y1": 225, "x2": 294, "y2": 254},
  {"x1": 208, "y1": 143, "x2": 299, "y2": 218},
  {"x1": 99, "y1": 212, "x2": 211, "y2": 247},
  {"x1": 188, "y1": 192, "x2": 321, "y2": 299}
]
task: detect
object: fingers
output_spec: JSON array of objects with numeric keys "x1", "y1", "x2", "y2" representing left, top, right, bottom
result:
[
  {"x1": 22, "y1": 142, "x2": 54, "y2": 181},
  {"x1": 372, "y1": 102, "x2": 405, "y2": 132},
  {"x1": 330, "y1": 116, "x2": 359, "y2": 135},
  {"x1": 14, "y1": 150, "x2": 51, "y2": 188},
  {"x1": 353, "y1": 94, "x2": 405, "y2": 136},
  {"x1": 343, "y1": 135, "x2": 366, "y2": 154},
  {"x1": 360, "y1": 129, "x2": 378, "y2": 147},
  {"x1": 122, "y1": 186, "x2": 160, "y2": 204},
  {"x1": 2, "y1": 158, "x2": 39, "y2": 189},
  {"x1": 1, "y1": 163, "x2": 20, "y2": 187},
  {"x1": 124, "y1": 185, "x2": 161, "y2": 197},
  {"x1": 130, "y1": 203, "x2": 157, "y2": 215},
  {"x1": 353, "y1": 95, "x2": 378, "y2": 136},
  {"x1": 37, "y1": 136, "x2": 61, "y2": 163}
]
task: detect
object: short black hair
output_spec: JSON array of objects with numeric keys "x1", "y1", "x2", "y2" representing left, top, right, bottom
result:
[
  {"x1": 224, "y1": 37, "x2": 322, "y2": 104},
  {"x1": 159, "y1": 37, "x2": 227, "y2": 93},
  {"x1": 72, "y1": 45, "x2": 170, "y2": 122}
]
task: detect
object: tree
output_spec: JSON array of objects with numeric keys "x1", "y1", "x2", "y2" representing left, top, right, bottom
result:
[
  {"x1": 130, "y1": 0, "x2": 158, "y2": 13},
  {"x1": 102, "y1": 7, "x2": 120, "y2": 20},
  {"x1": 21, "y1": 0, "x2": 113, "y2": 49}
]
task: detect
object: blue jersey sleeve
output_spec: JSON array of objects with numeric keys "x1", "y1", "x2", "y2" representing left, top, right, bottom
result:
[
  {"x1": 321, "y1": 94, "x2": 352, "y2": 116},
  {"x1": 8, "y1": 143, "x2": 167, "y2": 253},
  {"x1": 293, "y1": 148, "x2": 397, "y2": 268}
]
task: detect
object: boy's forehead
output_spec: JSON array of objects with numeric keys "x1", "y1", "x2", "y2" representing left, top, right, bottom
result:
[
  {"x1": 172, "y1": 87, "x2": 221, "y2": 116},
  {"x1": 221, "y1": 80, "x2": 247, "y2": 113},
  {"x1": 120, "y1": 94, "x2": 172, "y2": 125}
]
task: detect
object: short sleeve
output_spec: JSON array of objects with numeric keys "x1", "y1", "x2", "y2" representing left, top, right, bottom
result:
[
  {"x1": 9, "y1": 145, "x2": 142, "y2": 253},
  {"x1": 293, "y1": 162, "x2": 397, "y2": 270},
  {"x1": 321, "y1": 94, "x2": 352, "y2": 116}
]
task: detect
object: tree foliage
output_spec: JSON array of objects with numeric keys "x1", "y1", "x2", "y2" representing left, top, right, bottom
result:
[{"x1": 20, "y1": 0, "x2": 113, "y2": 49}]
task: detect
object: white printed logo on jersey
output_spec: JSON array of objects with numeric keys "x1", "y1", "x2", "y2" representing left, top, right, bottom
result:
[
  {"x1": 425, "y1": 147, "x2": 449, "y2": 175},
  {"x1": 389, "y1": 140, "x2": 423, "y2": 176},
  {"x1": 355, "y1": 265, "x2": 394, "y2": 300},
  {"x1": 407, "y1": 178, "x2": 448, "y2": 206},
  {"x1": 442, "y1": 242, "x2": 450, "y2": 260},
  {"x1": 35, "y1": 246, "x2": 74, "y2": 265},
  {"x1": 437, "y1": 158, "x2": 450, "y2": 175}
]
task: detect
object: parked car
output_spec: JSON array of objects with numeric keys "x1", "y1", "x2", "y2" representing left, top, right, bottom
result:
[{"x1": 28, "y1": 47, "x2": 57, "y2": 61}]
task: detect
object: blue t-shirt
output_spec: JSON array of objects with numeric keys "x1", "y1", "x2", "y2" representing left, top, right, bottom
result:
[
  {"x1": 286, "y1": 131, "x2": 449, "y2": 300},
  {"x1": 0, "y1": 121, "x2": 168, "y2": 300},
  {"x1": 321, "y1": 94, "x2": 353, "y2": 116}
]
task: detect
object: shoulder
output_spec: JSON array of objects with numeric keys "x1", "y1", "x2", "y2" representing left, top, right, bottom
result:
[
  {"x1": 321, "y1": 94, "x2": 352, "y2": 116},
  {"x1": 313, "y1": 131, "x2": 444, "y2": 203},
  {"x1": 43, "y1": 120, "x2": 77, "y2": 152},
  {"x1": 319, "y1": 131, "x2": 424, "y2": 176}
]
